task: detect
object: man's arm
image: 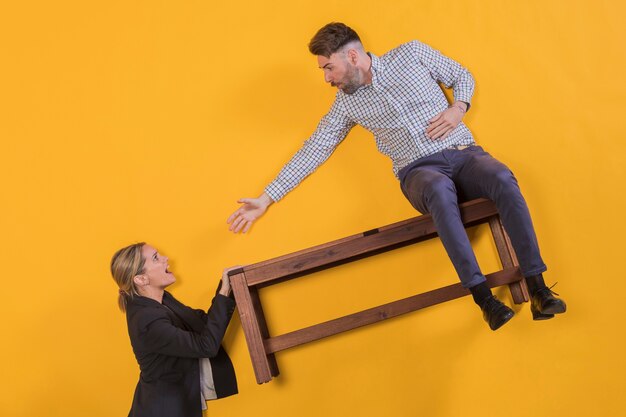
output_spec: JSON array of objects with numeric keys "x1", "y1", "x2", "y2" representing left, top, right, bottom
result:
[
  {"x1": 409, "y1": 40, "x2": 475, "y2": 140},
  {"x1": 227, "y1": 99, "x2": 355, "y2": 233}
]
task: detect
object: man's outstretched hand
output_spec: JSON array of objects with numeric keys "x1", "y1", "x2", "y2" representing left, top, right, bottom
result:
[{"x1": 227, "y1": 192, "x2": 273, "y2": 233}]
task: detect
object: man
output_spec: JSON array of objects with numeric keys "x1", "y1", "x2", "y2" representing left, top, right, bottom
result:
[{"x1": 227, "y1": 22, "x2": 566, "y2": 330}]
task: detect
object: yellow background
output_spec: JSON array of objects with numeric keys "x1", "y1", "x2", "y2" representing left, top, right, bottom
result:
[{"x1": 1, "y1": 1, "x2": 625, "y2": 416}]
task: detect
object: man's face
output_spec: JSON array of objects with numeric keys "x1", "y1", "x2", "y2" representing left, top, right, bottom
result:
[{"x1": 317, "y1": 52, "x2": 362, "y2": 95}]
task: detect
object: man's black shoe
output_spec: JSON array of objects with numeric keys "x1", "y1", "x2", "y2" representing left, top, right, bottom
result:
[
  {"x1": 531, "y1": 287, "x2": 567, "y2": 320},
  {"x1": 481, "y1": 295, "x2": 514, "y2": 331}
]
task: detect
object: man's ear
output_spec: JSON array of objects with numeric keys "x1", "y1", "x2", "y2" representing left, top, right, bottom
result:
[
  {"x1": 347, "y1": 48, "x2": 359, "y2": 64},
  {"x1": 133, "y1": 274, "x2": 148, "y2": 287}
]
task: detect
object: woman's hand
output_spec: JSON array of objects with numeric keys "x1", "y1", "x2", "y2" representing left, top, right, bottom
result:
[{"x1": 219, "y1": 266, "x2": 241, "y2": 296}]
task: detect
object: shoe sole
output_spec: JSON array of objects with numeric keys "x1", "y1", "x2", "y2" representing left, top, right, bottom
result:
[
  {"x1": 532, "y1": 304, "x2": 566, "y2": 320},
  {"x1": 532, "y1": 311, "x2": 555, "y2": 320}
]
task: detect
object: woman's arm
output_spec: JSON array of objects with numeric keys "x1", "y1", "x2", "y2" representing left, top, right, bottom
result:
[{"x1": 139, "y1": 294, "x2": 235, "y2": 358}]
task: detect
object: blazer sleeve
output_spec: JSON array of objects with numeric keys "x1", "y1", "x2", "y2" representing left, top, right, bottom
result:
[
  {"x1": 191, "y1": 280, "x2": 236, "y2": 322},
  {"x1": 139, "y1": 294, "x2": 235, "y2": 358}
]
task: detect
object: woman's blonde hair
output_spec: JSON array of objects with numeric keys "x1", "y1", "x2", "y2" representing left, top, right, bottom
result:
[{"x1": 110, "y1": 242, "x2": 146, "y2": 312}]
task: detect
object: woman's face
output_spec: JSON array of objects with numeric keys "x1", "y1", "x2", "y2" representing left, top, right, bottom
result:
[{"x1": 140, "y1": 244, "x2": 176, "y2": 289}]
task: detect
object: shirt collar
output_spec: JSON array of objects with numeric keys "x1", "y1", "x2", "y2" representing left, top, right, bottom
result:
[{"x1": 368, "y1": 52, "x2": 383, "y2": 88}]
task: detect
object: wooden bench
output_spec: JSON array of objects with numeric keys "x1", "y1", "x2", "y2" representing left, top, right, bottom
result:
[{"x1": 228, "y1": 198, "x2": 529, "y2": 384}]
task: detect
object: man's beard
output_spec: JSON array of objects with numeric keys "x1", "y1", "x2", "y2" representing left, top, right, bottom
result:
[{"x1": 338, "y1": 64, "x2": 363, "y2": 95}]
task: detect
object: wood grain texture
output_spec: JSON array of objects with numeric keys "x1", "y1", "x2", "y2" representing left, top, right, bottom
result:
[
  {"x1": 488, "y1": 216, "x2": 529, "y2": 303},
  {"x1": 239, "y1": 199, "x2": 498, "y2": 286},
  {"x1": 264, "y1": 267, "x2": 522, "y2": 354},
  {"x1": 230, "y1": 272, "x2": 273, "y2": 383}
]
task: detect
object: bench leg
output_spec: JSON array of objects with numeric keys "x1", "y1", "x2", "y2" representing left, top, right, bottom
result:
[
  {"x1": 230, "y1": 272, "x2": 277, "y2": 383},
  {"x1": 488, "y1": 216, "x2": 529, "y2": 304},
  {"x1": 249, "y1": 286, "x2": 280, "y2": 378}
]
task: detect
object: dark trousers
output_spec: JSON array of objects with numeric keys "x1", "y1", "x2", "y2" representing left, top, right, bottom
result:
[{"x1": 399, "y1": 146, "x2": 546, "y2": 288}]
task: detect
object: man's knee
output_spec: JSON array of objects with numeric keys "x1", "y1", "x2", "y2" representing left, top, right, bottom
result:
[
  {"x1": 422, "y1": 175, "x2": 457, "y2": 203},
  {"x1": 491, "y1": 168, "x2": 520, "y2": 196},
  {"x1": 403, "y1": 172, "x2": 456, "y2": 213}
]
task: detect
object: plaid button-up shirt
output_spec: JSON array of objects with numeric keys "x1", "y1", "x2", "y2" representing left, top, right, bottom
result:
[{"x1": 265, "y1": 40, "x2": 476, "y2": 202}]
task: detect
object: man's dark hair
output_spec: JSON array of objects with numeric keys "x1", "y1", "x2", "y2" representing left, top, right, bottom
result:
[{"x1": 308, "y1": 22, "x2": 362, "y2": 57}]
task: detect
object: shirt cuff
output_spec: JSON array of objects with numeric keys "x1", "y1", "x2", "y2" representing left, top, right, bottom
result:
[{"x1": 264, "y1": 183, "x2": 284, "y2": 202}]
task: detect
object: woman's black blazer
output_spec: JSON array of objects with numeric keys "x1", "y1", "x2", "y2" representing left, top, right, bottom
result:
[{"x1": 125, "y1": 290, "x2": 237, "y2": 417}]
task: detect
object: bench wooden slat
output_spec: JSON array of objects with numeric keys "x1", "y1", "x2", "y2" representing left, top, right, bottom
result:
[
  {"x1": 242, "y1": 198, "x2": 498, "y2": 286},
  {"x1": 263, "y1": 267, "x2": 521, "y2": 354}
]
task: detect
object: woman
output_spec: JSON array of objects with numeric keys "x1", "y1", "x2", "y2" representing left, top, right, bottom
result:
[{"x1": 110, "y1": 242, "x2": 238, "y2": 417}]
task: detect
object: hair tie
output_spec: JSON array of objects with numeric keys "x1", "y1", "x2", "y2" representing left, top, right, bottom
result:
[{"x1": 119, "y1": 289, "x2": 127, "y2": 296}]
